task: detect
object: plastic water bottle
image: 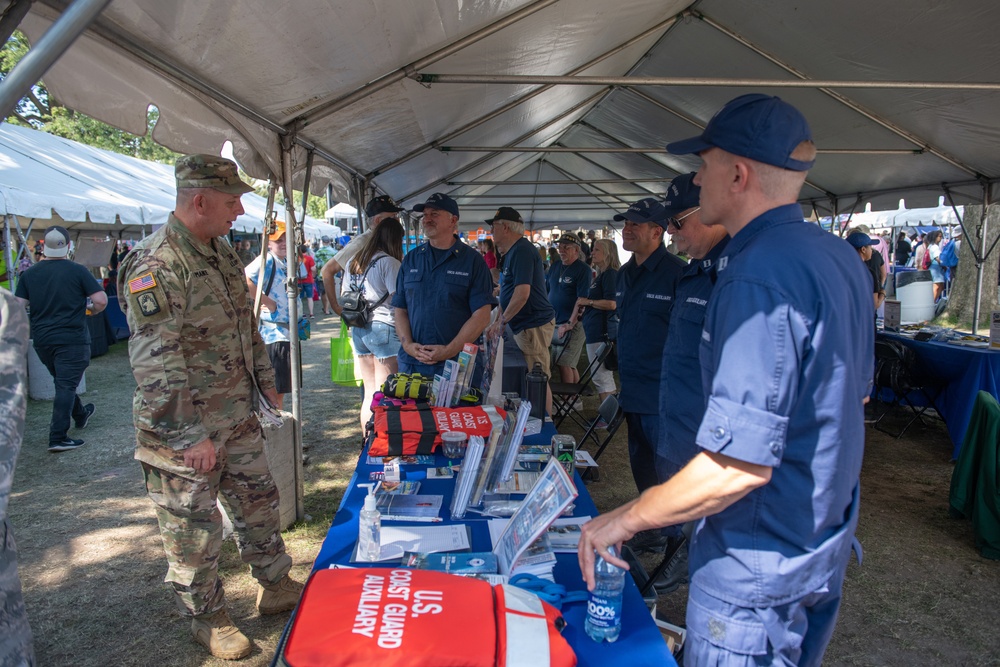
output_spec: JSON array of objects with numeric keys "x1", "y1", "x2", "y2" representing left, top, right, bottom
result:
[{"x1": 585, "y1": 545, "x2": 625, "y2": 643}]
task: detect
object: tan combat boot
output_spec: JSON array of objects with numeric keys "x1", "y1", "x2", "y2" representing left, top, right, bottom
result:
[
  {"x1": 256, "y1": 575, "x2": 305, "y2": 615},
  {"x1": 191, "y1": 609, "x2": 252, "y2": 660}
]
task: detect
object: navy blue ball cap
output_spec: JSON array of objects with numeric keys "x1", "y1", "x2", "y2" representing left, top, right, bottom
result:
[
  {"x1": 413, "y1": 192, "x2": 460, "y2": 218},
  {"x1": 662, "y1": 172, "x2": 700, "y2": 217},
  {"x1": 846, "y1": 232, "x2": 879, "y2": 249},
  {"x1": 364, "y1": 195, "x2": 403, "y2": 217},
  {"x1": 666, "y1": 94, "x2": 815, "y2": 171},
  {"x1": 613, "y1": 197, "x2": 669, "y2": 225}
]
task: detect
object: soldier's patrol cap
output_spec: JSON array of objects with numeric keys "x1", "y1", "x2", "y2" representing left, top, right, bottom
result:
[{"x1": 175, "y1": 154, "x2": 254, "y2": 194}]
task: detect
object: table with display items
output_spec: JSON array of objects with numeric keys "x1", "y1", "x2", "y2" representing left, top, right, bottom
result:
[
  {"x1": 270, "y1": 422, "x2": 678, "y2": 667},
  {"x1": 878, "y1": 331, "x2": 1000, "y2": 458}
]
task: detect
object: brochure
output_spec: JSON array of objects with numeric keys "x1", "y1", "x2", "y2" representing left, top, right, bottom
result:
[
  {"x1": 376, "y1": 480, "x2": 421, "y2": 495},
  {"x1": 450, "y1": 435, "x2": 485, "y2": 519},
  {"x1": 426, "y1": 465, "x2": 455, "y2": 479},
  {"x1": 375, "y1": 494, "x2": 443, "y2": 518},
  {"x1": 402, "y1": 551, "x2": 499, "y2": 574},
  {"x1": 491, "y1": 458, "x2": 578, "y2": 576},
  {"x1": 366, "y1": 454, "x2": 435, "y2": 466},
  {"x1": 351, "y1": 524, "x2": 471, "y2": 563}
]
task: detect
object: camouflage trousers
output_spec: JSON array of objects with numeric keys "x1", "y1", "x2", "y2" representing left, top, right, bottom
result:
[
  {"x1": 0, "y1": 518, "x2": 35, "y2": 667},
  {"x1": 140, "y1": 416, "x2": 291, "y2": 617}
]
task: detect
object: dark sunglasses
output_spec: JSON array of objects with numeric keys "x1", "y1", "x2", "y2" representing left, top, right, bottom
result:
[{"x1": 666, "y1": 207, "x2": 701, "y2": 231}]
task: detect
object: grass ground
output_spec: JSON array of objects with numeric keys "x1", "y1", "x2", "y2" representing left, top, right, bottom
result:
[{"x1": 10, "y1": 313, "x2": 1000, "y2": 666}]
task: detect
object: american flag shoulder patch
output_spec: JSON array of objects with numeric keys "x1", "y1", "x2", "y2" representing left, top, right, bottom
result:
[{"x1": 128, "y1": 272, "x2": 157, "y2": 294}]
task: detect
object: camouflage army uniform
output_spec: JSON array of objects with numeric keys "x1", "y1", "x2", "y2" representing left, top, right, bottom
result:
[
  {"x1": 0, "y1": 288, "x2": 35, "y2": 667},
  {"x1": 118, "y1": 214, "x2": 291, "y2": 617}
]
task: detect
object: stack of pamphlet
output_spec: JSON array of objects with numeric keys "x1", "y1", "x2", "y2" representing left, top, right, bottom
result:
[
  {"x1": 488, "y1": 523, "x2": 557, "y2": 579},
  {"x1": 376, "y1": 494, "x2": 444, "y2": 520},
  {"x1": 400, "y1": 550, "x2": 507, "y2": 585},
  {"x1": 449, "y1": 435, "x2": 485, "y2": 519},
  {"x1": 430, "y1": 342, "x2": 479, "y2": 406},
  {"x1": 490, "y1": 458, "x2": 578, "y2": 577}
]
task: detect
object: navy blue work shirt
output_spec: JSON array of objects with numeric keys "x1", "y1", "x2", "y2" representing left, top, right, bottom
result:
[
  {"x1": 498, "y1": 237, "x2": 555, "y2": 334},
  {"x1": 546, "y1": 259, "x2": 591, "y2": 323},
  {"x1": 392, "y1": 239, "x2": 497, "y2": 369},
  {"x1": 691, "y1": 204, "x2": 875, "y2": 608},
  {"x1": 658, "y1": 237, "x2": 729, "y2": 468},
  {"x1": 615, "y1": 244, "x2": 686, "y2": 414},
  {"x1": 581, "y1": 268, "x2": 618, "y2": 344}
]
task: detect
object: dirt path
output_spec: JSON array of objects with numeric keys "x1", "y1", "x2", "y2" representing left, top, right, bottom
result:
[{"x1": 10, "y1": 314, "x2": 1000, "y2": 665}]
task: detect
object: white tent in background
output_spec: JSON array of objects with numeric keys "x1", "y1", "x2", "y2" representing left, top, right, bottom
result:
[{"x1": 0, "y1": 123, "x2": 338, "y2": 240}]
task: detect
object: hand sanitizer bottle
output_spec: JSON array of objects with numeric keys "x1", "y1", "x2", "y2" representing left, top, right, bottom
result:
[{"x1": 357, "y1": 484, "x2": 381, "y2": 562}]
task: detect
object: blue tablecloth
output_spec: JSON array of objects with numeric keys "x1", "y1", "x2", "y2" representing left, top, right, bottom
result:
[
  {"x1": 879, "y1": 332, "x2": 1000, "y2": 458},
  {"x1": 308, "y1": 422, "x2": 677, "y2": 667}
]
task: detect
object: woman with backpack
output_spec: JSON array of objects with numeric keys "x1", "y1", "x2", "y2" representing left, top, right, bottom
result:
[{"x1": 346, "y1": 218, "x2": 404, "y2": 429}]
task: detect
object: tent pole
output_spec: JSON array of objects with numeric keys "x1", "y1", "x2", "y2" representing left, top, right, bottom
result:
[
  {"x1": 3, "y1": 215, "x2": 14, "y2": 291},
  {"x1": 354, "y1": 177, "x2": 367, "y2": 234},
  {"x1": 279, "y1": 143, "x2": 305, "y2": 522},
  {"x1": 971, "y1": 183, "x2": 991, "y2": 335},
  {"x1": 0, "y1": 0, "x2": 111, "y2": 120},
  {"x1": 397, "y1": 88, "x2": 612, "y2": 203},
  {"x1": 296, "y1": 0, "x2": 560, "y2": 127},
  {"x1": 364, "y1": 15, "x2": 681, "y2": 178}
]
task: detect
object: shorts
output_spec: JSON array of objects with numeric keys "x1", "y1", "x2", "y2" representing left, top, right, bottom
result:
[
  {"x1": 929, "y1": 263, "x2": 946, "y2": 284},
  {"x1": 553, "y1": 322, "x2": 585, "y2": 368},
  {"x1": 299, "y1": 282, "x2": 315, "y2": 299},
  {"x1": 351, "y1": 320, "x2": 400, "y2": 362},
  {"x1": 266, "y1": 341, "x2": 298, "y2": 394},
  {"x1": 514, "y1": 320, "x2": 555, "y2": 376}
]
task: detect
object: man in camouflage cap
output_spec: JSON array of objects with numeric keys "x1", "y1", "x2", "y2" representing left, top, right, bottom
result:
[
  {"x1": 118, "y1": 154, "x2": 302, "y2": 660},
  {"x1": 0, "y1": 288, "x2": 35, "y2": 666}
]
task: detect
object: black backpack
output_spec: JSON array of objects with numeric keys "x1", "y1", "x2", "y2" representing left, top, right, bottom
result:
[{"x1": 340, "y1": 257, "x2": 388, "y2": 328}]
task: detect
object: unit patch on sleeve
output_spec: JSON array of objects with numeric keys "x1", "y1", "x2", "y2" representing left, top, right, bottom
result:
[{"x1": 136, "y1": 291, "x2": 161, "y2": 316}]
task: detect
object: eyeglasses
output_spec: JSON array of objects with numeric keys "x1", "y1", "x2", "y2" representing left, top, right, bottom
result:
[{"x1": 666, "y1": 207, "x2": 700, "y2": 231}]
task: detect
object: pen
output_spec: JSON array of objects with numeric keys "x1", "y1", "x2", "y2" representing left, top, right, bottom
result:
[{"x1": 380, "y1": 515, "x2": 443, "y2": 523}]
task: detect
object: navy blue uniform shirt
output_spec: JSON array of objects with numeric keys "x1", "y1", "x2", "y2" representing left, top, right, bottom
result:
[
  {"x1": 392, "y1": 239, "x2": 496, "y2": 369},
  {"x1": 658, "y1": 237, "x2": 729, "y2": 468},
  {"x1": 692, "y1": 204, "x2": 874, "y2": 607},
  {"x1": 615, "y1": 244, "x2": 685, "y2": 414},
  {"x1": 546, "y1": 259, "x2": 591, "y2": 323},
  {"x1": 498, "y1": 237, "x2": 555, "y2": 334},
  {"x1": 581, "y1": 268, "x2": 618, "y2": 343}
]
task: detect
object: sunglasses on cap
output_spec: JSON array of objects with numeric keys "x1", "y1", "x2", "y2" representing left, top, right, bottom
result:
[{"x1": 666, "y1": 207, "x2": 700, "y2": 231}]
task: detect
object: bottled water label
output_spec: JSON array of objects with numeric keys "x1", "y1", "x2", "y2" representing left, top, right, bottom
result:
[{"x1": 586, "y1": 592, "x2": 622, "y2": 629}]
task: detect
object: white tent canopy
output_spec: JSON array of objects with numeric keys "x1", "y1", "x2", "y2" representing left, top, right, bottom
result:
[
  {"x1": 14, "y1": 0, "x2": 1000, "y2": 227},
  {"x1": 0, "y1": 123, "x2": 339, "y2": 239}
]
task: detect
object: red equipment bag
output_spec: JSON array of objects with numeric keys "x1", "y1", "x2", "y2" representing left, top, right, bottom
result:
[
  {"x1": 281, "y1": 568, "x2": 576, "y2": 667},
  {"x1": 369, "y1": 404, "x2": 502, "y2": 457}
]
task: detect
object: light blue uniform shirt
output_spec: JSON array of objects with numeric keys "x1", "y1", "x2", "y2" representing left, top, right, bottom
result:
[
  {"x1": 245, "y1": 253, "x2": 291, "y2": 344},
  {"x1": 691, "y1": 204, "x2": 874, "y2": 607}
]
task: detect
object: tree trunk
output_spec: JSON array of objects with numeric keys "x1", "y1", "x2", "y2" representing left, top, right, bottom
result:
[{"x1": 946, "y1": 204, "x2": 1000, "y2": 331}]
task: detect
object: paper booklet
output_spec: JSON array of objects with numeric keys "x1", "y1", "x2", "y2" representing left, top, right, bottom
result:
[
  {"x1": 490, "y1": 457, "x2": 578, "y2": 576},
  {"x1": 375, "y1": 494, "x2": 443, "y2": 518},
  {"x1": 403, "y1": 551, "x2": 499, "y2": 574},
  {"x1": 351, "y1": 524, "x2": 472, "y2": 563},
  {"x1": 449, "y1": 435, "x2": 485, "y2": 519}
]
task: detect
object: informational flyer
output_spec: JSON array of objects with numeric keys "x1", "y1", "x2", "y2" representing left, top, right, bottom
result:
[
  {"x1": 492, "y1": 458, "x2": 578, "y2": 576},
  {"x1": 991, "y1": 311, "x2": 1000, "y2": 349},
  {"x1": 883, "y1": 299, "x2": 901, "y2": 332}
]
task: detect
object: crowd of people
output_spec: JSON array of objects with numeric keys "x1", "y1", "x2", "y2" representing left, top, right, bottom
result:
[{"x1": 1, "y1": 94, "x2": 892, "y2": 666}]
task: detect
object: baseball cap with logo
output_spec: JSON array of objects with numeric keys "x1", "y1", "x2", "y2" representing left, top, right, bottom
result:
[
  {"x1": 555, "y1": 234, "x2": 581, "y2": 247},
  {"x1": 662, "y1": 172, "x2": 701, "y2": 217},
  {"x1": 365, "y1": 195, "x2": 404, "y2": 218},
  {"x1": 269, "y1": 221, "x2": 287, "y2": 241},
  {"x1": 613, "y1": 197, "x2": 670, "y2": 226},
  {"x1": 43, "y1": 225, "x2": 71, "y2": 258},
  {"x1": 666, "y1": 94, "x2": 815, "y2": 171},
  {"x1": 413, "y1": 193, "x2": 460, "y2": 218},
  {"x1": 485, "y1": 206, "x2": 523, "y2": 225},
  {"x1": 175, "y1": 154, "x2": 254, "y2": 194}
]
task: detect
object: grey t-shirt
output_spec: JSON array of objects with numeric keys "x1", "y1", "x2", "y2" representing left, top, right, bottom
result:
[{"x1": 347, "y1": 251, "x2": 400, "y2": 326}]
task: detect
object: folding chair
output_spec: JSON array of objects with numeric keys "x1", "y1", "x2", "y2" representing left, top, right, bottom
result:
[
  {"x1": 550, "y1": 340, "x2": 612, "y2": 429},
  {"x1": 872, "y1": 338, "x2": 943, "y2": 438},
  {"x1": 576, "y1": 393, "x2": 624, "y2": 482}
]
